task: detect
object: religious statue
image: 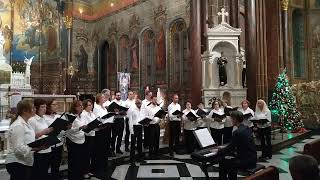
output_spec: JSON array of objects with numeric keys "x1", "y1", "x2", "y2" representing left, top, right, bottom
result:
[
  {"x1": 156, "y1": 27, "x2": 166, "y2": 70},
  {"x1": 217, "y1": 51, "x2": 228, "y2": 86},
  {"x1": 240, "y1": 49, "x2": 246, "y2": 87},
  {"x1": 24, "y1": 56, "x2": 34, "y2": 86},
  {"x1": 131, "y1": 38, "x2": 139, "y2": 70},
  {"x1": 77, "y1": 45, "x2": 88, "y2": 74}
]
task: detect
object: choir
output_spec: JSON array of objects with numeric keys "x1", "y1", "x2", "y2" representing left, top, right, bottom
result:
[{"x1": 4, "y1": 89, "x2": 272, "y2": 180}]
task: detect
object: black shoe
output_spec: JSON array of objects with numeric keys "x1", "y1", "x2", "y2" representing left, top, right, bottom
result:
[
  {"x1": 116, "y1": 150, "x2": 123, "y2": 154},
  {"x1": 125, "y1": 147, "x2": 130, "y2": 152}
]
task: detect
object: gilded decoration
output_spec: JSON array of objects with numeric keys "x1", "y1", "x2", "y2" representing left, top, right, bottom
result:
[
  {"x1": 64, "y1": 15, "x2": 73, "y2": 29},
  {"x1": 281, "y1": 0, "x2": 290, "y2": 10}
]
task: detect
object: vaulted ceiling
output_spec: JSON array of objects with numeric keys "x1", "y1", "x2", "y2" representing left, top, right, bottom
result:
[{"x1": 74, "y1": 0, "x2": 138, "y2": 21}]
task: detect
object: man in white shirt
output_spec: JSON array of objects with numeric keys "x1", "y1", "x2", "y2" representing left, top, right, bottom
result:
[
  {"x1": 124, "y1": 90, "x2": 136, "y2": 152},
  {"x1": 127, "y1": 99, "x2": 144, "y2": 160},
  {"x1": 145, "y1": 95, "x2": 163, "y2": 159},
  {"x1": 102, "y1": 89, "x2": 111, "y2": 107},
  {"x1": 141, "y1": 91, "x2": 152, "y2": 149},
  {"x1": 111, "y1": 91, "x2": 127, "y2": 154},
  {"x1": 167, "y1": 94, "x2": 181, "y2": 156}
]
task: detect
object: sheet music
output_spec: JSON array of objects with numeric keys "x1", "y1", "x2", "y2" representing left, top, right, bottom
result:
[{"x1": 193, "y1": 128, "x2": 215, "y2": 148}]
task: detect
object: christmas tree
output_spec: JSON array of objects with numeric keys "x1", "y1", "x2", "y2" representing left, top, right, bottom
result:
[{"x1": 269, "y1": 68, "x2": 304, "y2": 132}]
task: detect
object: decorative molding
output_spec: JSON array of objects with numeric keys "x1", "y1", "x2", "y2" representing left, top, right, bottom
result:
[{"x1": 281, "y1": 0, "x2": 290, "y2": 11}]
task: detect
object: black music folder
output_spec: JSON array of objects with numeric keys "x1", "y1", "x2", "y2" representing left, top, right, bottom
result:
[
  {"x1": 250, "y1": 119, "x2": 269, "y2": 124},
  {"x1": 172, "y1": 110, "x2": 184, "y2": 116},
  {"x1": 243, "y1": 113, "x2": 253, "y2": 119},
  {"x1": 154, "y1": 109, "x2": 167, "y2": 118},
  {"x1": 196, "y1": 109, "x2": 209, "y2": 118},
  {"x1": 49, "y1": 118, "x2": 70, "y2": 132},
  {"x1": 107, "y1": 102, "x2": 129, "y2": 112},
  {"x1": 224, "y1": 107, "x2": 238, "y2": 116},
  {"x1": 138, "y1": 118, "x2": 152, "y2": 125},
  {"x1": 211, "y1": 113, "x2": 226, "y2": 119},
  {"x1": 28, "y1": 136, "x2": 61, "y2": 148},
  {"x1": 186, "y1": 112, "x2": 199, "y2": 121},
  {"x1": 83, "y1": 119, "x2": 102, "y2": 133},
  {"x1": 65, "y1": 114, "x2": 77, "y2": 123},
  {"x1": 101, "y1": 112, "x2": 116, "y2": 119}
]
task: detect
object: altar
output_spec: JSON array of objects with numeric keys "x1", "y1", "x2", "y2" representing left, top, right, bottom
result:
[{"x1": 202, "y1": 8, "x2": 246, "y2": 107}]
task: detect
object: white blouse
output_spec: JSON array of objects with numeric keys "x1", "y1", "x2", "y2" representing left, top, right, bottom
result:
[
  {"x1": 65, "y1": 114, "x2": 86, "y2": 144},
  {"x1": 182, "y1": 109, "x2": 198, "y2": 130},
  {"x1": 168, "y1": 102, "x2": 181, "y2": 121},
  {"x1": 28, "y1": 115, "x2": 51, "y2": 153},
  {"x1": 43, "y1": 114, "x2": 64, "y2": 147},
  {"x1": 207, "y1": 108, "x2": 226, "y2": 129},
  {"x1": 6, "y1": 116, "x2": 35, "y2": 166},
  {"x1": 141, "y1": 99, "x2": 151, "y2": 117},
  {"x1": 254, "y1": 110, "x2": 272, "y2": 128},
  {"x1": 239, "y1": 107, "x2": 255, "y2": 127},
  {"x1": 93, "y1": 104, "x2": 113, "y2": 123},
  {"x1": 82, "y1": 110, "x2": 97, "y2": 136},
  {"x1": 223, "y1": 106, "x2": 234, "y2": 128}
]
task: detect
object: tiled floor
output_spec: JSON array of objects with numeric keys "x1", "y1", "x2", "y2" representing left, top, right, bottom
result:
[
  {"x1": 109, "y1": 134, "x2": 320, "y2": 180},
  {"x1": 0, "y1": 134, "x2": 318, "y2": 180}
]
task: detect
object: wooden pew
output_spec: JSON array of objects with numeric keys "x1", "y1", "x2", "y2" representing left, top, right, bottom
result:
[
  {"x1": 304, "y1": 139, "x2": 320, "y2": 163},
  {"x1": 244, "y1": 166, "x2": 279, "y2": 180}
]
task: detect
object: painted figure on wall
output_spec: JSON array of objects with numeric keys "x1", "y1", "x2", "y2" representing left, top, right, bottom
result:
[
  {"x1": 131, "y1": 38, "x2": 139, "y2": 70},
  {"x1": 108, "y1": 41, "x2": 117, "y2": 73},
  {"x1": 156, "y1": 27, "x2": 166, "y2": 70},
  {"x1": 47, "y1": 25, "x2": 57, "y2": 53},
  {"x1": 77, "y1": 44, "x2": 88, "y2": 74}
]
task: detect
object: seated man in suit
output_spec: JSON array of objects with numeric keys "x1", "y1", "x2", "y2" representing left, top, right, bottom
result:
[
  {"x1": 217, "y1": 110, "x2": 257, "y2": 180},
  {"x1": 289, "y1": 155, "x2": 320, "y2": 180}
]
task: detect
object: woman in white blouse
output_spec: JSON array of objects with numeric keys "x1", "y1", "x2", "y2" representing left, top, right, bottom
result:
[
  {"x1": 28, "y1": 98, "x2": 53, "y2": 180},
  {"x1": 182, "y1": 101, "x2": 198, "y2": 153},
  {"x1": 6, "y1": 99, "x2": 47, "y2": 180},
  {"x1": 82, "y1": 99, "x2": 97, "y2": 178},
  {"x1": 207, "y1": 100, "x2": 225, "y2": 145},
  {"x1": 239, "y1": 99, "x2": 254, "y2": 128},
  {"x1": 254, "y1": 99, "x2": 272, "y2": 160},
  {"x1": 43, "y1": 99, "x2": 63, "y2": 180},
  {"x1": 66, "y1": 100, "x2": 87, "y2": 180}
]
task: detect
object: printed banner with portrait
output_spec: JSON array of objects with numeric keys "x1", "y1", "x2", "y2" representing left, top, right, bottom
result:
[{"x1": 118, "y1": 72, "x2": 130, "y2": 100}]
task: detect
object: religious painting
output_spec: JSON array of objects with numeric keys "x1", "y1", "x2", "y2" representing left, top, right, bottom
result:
[
  {"x1": 129, "y1": 37, "x2": 139, "y2": 89},
  {"x1": 75, "y1": 44, "x2": 88, "y2": 74},
  {"x1": 309, "y1": 12, "x2": 320, "y2": 79},
  {"x1": 107, "y1": 40, "x2": 117, "y2": 90},
  {"x1": 292, "y1": 9, "x2": 306, "y2": 78},
  {"x1": 118, "y1": 35, "x2": 130, "y2": 72},
  {"x1": 141, "y1": 29, "x2": 156, "y2": 88}
]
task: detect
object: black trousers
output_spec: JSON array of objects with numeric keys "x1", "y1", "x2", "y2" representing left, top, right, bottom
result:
[
  {"x1": 85, "y1": 136, "x2": 96, "y2": 174},
  {"x1": 223, "y1": 127, "x2": 233, "y2": 144},
  {"x1": 130, "y1": 125, "x2": 143, "y2": 160},
  {"x1": 66, "y1": 138, "x2": 85, "y2": 180},
  {"x1": 210, "y1": 128, "x2": 223, "y2": 145},
  {"x1": 6, "y1": 162, "x2": 32, "y2": 180},
  {"x1": 258, "y1": 126, "x2": 272, "y2": 158},
  {"x1": 94, "y1": 124, "x2": 111, "y2": 177},
  {"x1": 112, "y1": 118, "x2": 125, "y2": 151},
  {"x1": 125, "y1": 117, "x2": 130, "y2": 149},
  {"x1": 49, "y1": 145, "x2": 63, "y2": 180},
  {"x1": 219, "y1": 157, "x2": 240, "y2": 180},
  {"x1": 184, "y1": 129, "x2": 196, "y2": 153},
  {"x1": 169, "y1": 121, "x2": 181, "y2": 153},
  {"x1": 143, "y1": 126, "x2": 150, "y2": 148},
  {"x1": 149, "y1": 124, "x2": 160, "y2": 156},
  {"x1": 32, "y1": 152, "x2": 50, "y2": 180}
]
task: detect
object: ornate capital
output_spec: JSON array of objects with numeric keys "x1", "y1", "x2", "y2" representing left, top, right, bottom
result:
[
  {"x1": 64, "y1": 16, "x2": 73, "y2": 29},
  {"x1": 281, "y1": 0, "x2": 289, "y2": 11}
]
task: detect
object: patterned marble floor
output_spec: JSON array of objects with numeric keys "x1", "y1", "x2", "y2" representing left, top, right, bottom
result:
[{"x1": 109, "y1": 134, "x2": 320, "y2": 180}]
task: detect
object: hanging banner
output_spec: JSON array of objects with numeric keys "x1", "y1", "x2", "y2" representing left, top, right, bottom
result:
[{"x1": 118, "y1": 72, "x2": 130, "y2": 100}]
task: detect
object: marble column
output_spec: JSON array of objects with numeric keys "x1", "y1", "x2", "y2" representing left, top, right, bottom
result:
[
  {"x1": 229, "y1": 0, "x2": 239, "y2": 28},
  {"x1": 201, "y1": 0, "x2": 208, "y2": 53},
  {"x1": 281, "y1": 0, "x2": 289, "y2": 68},
  {"x1": 190, "y1": 0, "x2": 202, "y2": 105},
  {"x1": 245, "y1": 0, "x2": 257, "y2": 106},
  {"x1": 64, "y1": 16, "x2": 73, "y2": 94}
]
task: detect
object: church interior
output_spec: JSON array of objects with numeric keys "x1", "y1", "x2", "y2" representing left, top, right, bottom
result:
[{"x1": 0, "y1": 0, "x2": 320, "y2": 180}]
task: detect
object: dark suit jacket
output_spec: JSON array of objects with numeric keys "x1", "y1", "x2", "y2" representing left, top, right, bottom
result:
[{"x1": 218, "y1": 124, "x2": 257, "y2": 168}]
